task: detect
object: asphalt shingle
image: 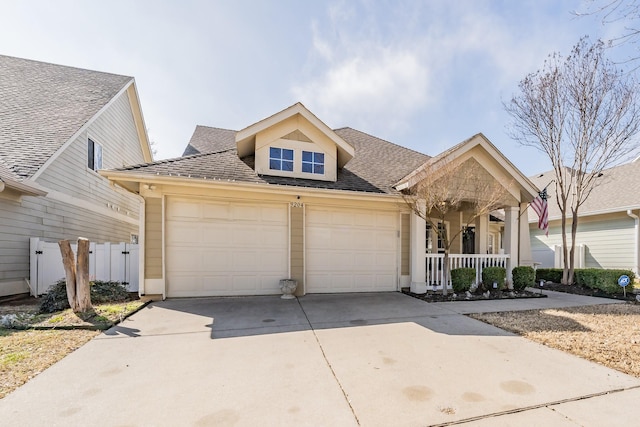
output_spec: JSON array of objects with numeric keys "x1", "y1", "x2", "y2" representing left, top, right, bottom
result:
[
  {"x1": 0, "y1": 55, "x2": 132, "y2": 180},
  {"x1": 116, "y1": 125, "x2": 430, "y2": 195},
  {"x1": 529, "y1": 161, "x2": 640, "y2": 218}
]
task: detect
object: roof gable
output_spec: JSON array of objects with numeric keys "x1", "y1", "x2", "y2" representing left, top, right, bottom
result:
[
  {"x1": 235, "y1": 102, "x2": 355, "y2": 168},
  {"x1": 395, "y1": 133, "x2": 539, "y2": 203},
  {"x1": 0, "y1": 55, "x2": 138, "y2": 180}
]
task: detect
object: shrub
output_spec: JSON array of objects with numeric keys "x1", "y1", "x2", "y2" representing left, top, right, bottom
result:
[
  {"x1": 482, "y1": 267, "x2": 506, "y2": 290},
  {"x1": 39, "y1": 280, "x2": 131, "y2": 313},
  {"x1": 574, "y1": 269, "x2": 635, "y2": 294},
  {"x1": 535, "y1": 268, "x2": 563, "y2": 284},
  {"x1": 512, "y1": 266, "x2": 535, "y2": 291},
  {"x1": 451, "y1": 268, "x2": 476, "y2": 293}
]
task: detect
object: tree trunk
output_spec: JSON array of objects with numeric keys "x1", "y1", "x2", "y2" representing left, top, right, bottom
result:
[
  {"x1": 58, "y1": 240, "x2": 79, "y2": 312},
  {"x1": 442, "y1": 249, "x2": 449, "y2": 296},
  {"x1": 568, "y1": 209, "x2": 579, "y2": 285},
  {"x1": 560, "y1": 212, "x2": 569, "y2": 285},
  {"x1": 75, "y1": 238, "x2": 93, "y2": 315}
]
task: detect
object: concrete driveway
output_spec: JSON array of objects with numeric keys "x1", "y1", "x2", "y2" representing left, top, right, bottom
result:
[{"x1": 0, "y1": 292, "x2": 639, "y2": 426}]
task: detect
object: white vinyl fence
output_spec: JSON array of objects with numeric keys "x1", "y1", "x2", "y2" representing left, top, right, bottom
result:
[{"x1": 29, "y1": 237, "x2": 139, "y2": 296}]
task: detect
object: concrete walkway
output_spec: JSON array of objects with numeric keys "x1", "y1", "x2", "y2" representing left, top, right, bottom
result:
[{"x1": 0, "y1": 290, "x2": 637, "y2": 426}]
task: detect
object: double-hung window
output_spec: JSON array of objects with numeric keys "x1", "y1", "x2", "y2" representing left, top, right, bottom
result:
[
  {"x1": 88, "y1": 138, "x2": 103, "y2": 171},
  {"x1": 269, "y1": 147, "x2": 294, "y2": 171},
  {"x1": 302, "y1": 151, "x2": 324, "y2": 174}
]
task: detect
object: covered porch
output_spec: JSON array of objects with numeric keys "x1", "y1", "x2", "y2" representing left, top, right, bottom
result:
[
  {"x1": 408, "y1": 206, "x2": 531, "y2": 291},
  {"x1": 394, "y1": 134, "x2": 540, "y2": 293}
]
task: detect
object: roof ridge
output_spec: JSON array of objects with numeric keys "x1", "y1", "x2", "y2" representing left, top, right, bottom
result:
[
  {"x1": 194, "y1": 124, "x2": 238, "y2": 133},
  {"x1": 0, "y1": 54, "x2": 133, "y2": 80}
]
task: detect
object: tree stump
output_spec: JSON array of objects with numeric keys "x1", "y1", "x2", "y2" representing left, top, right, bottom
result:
[
  {"x1": 58, "y1": 238, "x2": 94, "y2": 317},
  {"x1": 58, "y1": 240, "x2": 79, "y2": 312},
  {"x1": 75, "y1": 238, "x2": 94, "y2": 316}
]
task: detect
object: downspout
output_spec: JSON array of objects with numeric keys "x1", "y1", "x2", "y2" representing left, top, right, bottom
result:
[{"x1": 627, "y1": 210, "x2": 639, "y2": 275}]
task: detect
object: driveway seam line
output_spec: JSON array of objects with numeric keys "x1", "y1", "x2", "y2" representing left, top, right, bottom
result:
[
  {"x1": 427, "y1": 384, "x2": 640, "y2": 426},
  {"x1": 296, "y1": 297, "x2": 361, "y2": 426}
]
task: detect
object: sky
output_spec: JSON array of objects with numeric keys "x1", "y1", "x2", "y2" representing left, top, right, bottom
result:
[{"x1": 0, "y1": 0, "x2": 634, "y2": 176}]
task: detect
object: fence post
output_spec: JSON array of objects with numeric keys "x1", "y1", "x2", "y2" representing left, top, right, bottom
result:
[{"x1": 29, "y1": 237, "x2": 40, "y2": 296}]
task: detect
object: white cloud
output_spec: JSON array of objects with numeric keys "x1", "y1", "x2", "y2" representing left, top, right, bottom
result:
[{"x1": 293, "y1": 47, "x2": 429, "y2": 131}]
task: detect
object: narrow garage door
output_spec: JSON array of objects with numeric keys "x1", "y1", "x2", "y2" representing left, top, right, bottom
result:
[
  {"x1": 306, "y1": 206, "x2": 397, "y2": 293},
  {"x1": 165, "y1": 197, "x2": 288, "y2": 297}
]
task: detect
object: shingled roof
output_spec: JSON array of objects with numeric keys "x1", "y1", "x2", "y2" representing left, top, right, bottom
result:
[
  {"x1": 529, "y1": 161, "x2": 640, "y2": 219},
  {"x1": 0, "y1": 55, "x2": 132, "y2": 180},
  {"x1": 182, "y1": 126, "x2": 236, "y2": 156},
  {"x1": 116, "y1": 126, "x2": 430, "y2": 195}
]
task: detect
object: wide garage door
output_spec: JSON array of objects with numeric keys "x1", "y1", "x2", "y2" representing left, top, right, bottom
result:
[
  {"x1": 306, "y1": 206, "x2": 397, "y2": 293},
  {"x1": 165, "y1": 197, "x2": 288, "y2": 297}
]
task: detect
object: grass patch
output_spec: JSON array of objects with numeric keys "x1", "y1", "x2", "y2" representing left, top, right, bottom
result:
[
  {"x1": 1, "y1": 351, "x2": 28, "y2": 366},
  {"x1": 0, "y1": 298, "x2": 145, "y2": 399},
  {"x1": 470, "y1": 303, "x2": 640, "y2": 378},
  {"x1": 29, "y1": 301, "x2": 146, "y2": 330},
  {"x1": 0, "y1": 329, "x2": 98, "y2": 398},
  {"x1": 47, "y1": 315, "x2": 65, "y2": 324}
]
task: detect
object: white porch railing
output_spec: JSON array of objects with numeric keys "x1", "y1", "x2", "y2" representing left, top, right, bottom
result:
[{"x1": 425, "y1": 254, "x2": 510, "y2": 289}]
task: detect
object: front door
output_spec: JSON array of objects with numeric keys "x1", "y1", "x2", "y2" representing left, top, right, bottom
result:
[{"x1": 462, "y1": 226, "x2": 475, "y2": 254}]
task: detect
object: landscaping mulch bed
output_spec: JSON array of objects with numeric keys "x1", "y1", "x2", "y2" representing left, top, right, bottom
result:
[
  {"x1": 401, "y1": 287, "x2": 546, "y2": 302},
  {"x1": 537, "y1": 282, "x2": 639, "y2": 302}
]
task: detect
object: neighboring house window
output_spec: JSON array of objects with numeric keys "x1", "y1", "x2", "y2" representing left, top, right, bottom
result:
[
  {"x1": 302, "y1": 151, "x2": 324, "y2": 174},
  {"x1": 269, "y1": 147, "x2": 294, "y2": 171},
  {"x1": 88, "y1": 138, "x2": 103, "y2": 171}
]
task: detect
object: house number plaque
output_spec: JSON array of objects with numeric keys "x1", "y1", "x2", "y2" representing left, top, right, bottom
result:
[{"x1": 290, "y1": 201, "x2": 304, "y2": 208}]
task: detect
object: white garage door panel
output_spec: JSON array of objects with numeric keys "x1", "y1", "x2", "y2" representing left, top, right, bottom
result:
[
  {"x1": 166, "y1": 197, "x2": 288, "y2": 297},
  {"x1": 306, "y1": 207, "x2": 397, "y2": 293}
]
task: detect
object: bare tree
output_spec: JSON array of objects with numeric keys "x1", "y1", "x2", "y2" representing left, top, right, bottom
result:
[
  {"x1": 505, "y1": 37, "x2": 640, "y2": 285},
  {"x1": 575, "y1": 1, "x2": 640, "y2": 55},
  {"x1": 402, "y1": 158, "x2": 513, "y2": 295}
]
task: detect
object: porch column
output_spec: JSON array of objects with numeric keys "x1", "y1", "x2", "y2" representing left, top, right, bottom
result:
[
  {"x1": 504, "y1": 206, "x2": 519, "y2": 287},
  {"x1": 410, "y1": 210, "x2": 427, "y2": 293},
  {"x1": 474, "y1": 214, "x2": 489, "y2": 254},
  {"x1": 518, "y1": 202, "x2": 533, "y2": 266}
]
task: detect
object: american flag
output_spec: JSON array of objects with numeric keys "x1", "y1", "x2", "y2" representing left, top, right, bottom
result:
[{"x1": 531, "y1": 188, "x2": 549, "y2": 236}]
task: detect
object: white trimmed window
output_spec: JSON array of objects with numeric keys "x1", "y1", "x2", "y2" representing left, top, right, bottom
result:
[
  {"x1": 302, "y1": 151, "x2": 324, "y2": 174},
  {"x1": 88, "y1": 138, "x2": 103, "y2": 171},
  {"x1": 269, "y1": 147, "x2": 294, "y2": 171}
]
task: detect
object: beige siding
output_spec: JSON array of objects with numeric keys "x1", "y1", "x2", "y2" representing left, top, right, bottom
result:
[
  {"x1": 531, "y1": 212, "x2": 635, "y2": 269},
  {"x1": 0, "y1": 90, "x2": 146, "y2": 295},
  {"x1": 145, "y1": 198, "x2": 163, "y2": 279},
  {"x1": 0, "y1": 193, "x2": 137, "y2": 291},
  {"x1": 35, "y1": 91, "x2": 143, "y2": 217},
  {"x1": 290, "y1": 205, "x2": 304, "y2": 295},
  {"x1": 401, "y1": 213, "x2": 410, "y2": 275}
]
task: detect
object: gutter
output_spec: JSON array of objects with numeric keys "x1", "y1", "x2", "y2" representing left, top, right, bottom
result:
[
  {"x1": 100, "y1": 170, "x2": 403, "y2": 204},
  {"x1": 529, "y1": 204, "x2": 640, "y2": 223},
  {"x1": 0, "y1": 176, "x2": 48, "y2": 196},
  {"x1": 628, "y1": 210, "x2": 639, "y2": 275}
]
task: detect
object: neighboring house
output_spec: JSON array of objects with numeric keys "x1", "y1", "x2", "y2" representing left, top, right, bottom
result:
[
  {"x1": 0, "y1": 55, "x2": 153, "y2": 296},
  {"x1": 103, "y1": 103, "x2": 539, "y2": 298},
  {"x1": 529, "y1": 161, "x2": 640, "y2": 274}
]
